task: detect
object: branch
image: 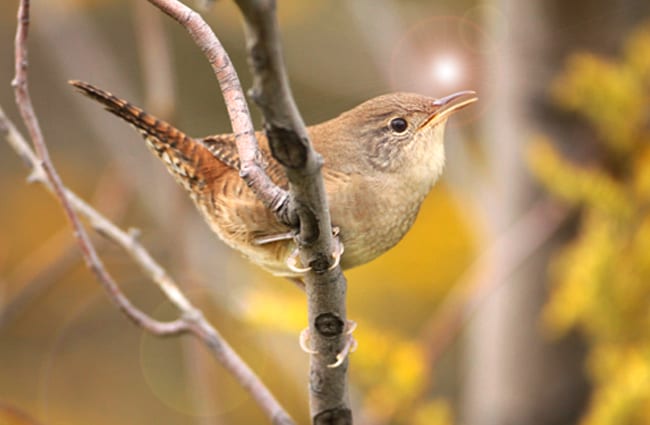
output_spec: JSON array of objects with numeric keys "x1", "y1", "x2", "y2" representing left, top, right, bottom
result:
[
  {"x1": 6, "y1": 2, "x2": 295, "y2": 424},
  {"x1": 11, "y1": 0, "x2": 184, "y2": 337},
  {"x1": 233, "y1": 1, "x2": 350, "y2": 423},
  {"x1": 146, "y1": 0, "x2": 294, "y2": 226},
  {"x1": 143, "y1": 0, "x2": 352, "y2": 422}
]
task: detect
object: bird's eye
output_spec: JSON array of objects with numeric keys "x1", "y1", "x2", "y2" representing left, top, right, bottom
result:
[{"x1": 389, "y1": 117, "x2": 408, "y2": 133}]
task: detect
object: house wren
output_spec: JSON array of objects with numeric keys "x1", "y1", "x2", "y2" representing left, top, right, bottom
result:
[{"x1": 71, "y1": 81, "x2": 477, "y2": 277}]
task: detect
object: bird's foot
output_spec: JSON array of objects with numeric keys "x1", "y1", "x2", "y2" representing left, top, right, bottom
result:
[
  {"x1": 299, "y1": 319, "x2": 357, "y2": 368},
  {"x1": 285, "y1": 226, "x2": 344, "y2": 274},
  {"x1": 299, "y1": 327, "x2": 318, "y2": 354}
]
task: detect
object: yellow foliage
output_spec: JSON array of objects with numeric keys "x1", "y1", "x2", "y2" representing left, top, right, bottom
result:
[
  {"x1": 527, "y1": 138, "x2": 632, "y2": 219},
  {"x1": 582, "y1": 345, "x2": 650, "y2": 425},
  {"x1": 551, "y1": 54, "x2": 645, "y2": 154},
  {"x1": 531, "y1": 21, "x2": 650, "y2": 425},
  {"x1": 240, "y1": 287, "x2": 306, "y2": 333},
  {"x1": 624, "y1": 26, "x2": 650, "y2": 86}
]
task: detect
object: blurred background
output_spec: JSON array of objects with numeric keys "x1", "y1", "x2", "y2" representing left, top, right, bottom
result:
[{"x1": 1, "y1": 0, "x2": 650, "y2": 424}]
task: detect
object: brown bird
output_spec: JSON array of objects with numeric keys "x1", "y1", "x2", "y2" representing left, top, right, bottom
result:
[{"x1": 71, "y1": 81, "x2": 477, "y2": 278}]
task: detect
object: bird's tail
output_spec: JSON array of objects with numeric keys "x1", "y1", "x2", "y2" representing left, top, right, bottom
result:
[{"x1": 69, "y1": 80, "x2": 229, "y2": 196}]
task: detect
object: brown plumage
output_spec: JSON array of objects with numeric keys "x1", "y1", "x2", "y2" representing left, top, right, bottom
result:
[{"x1": 70, "y1": 80, "x2": 476, "y2": 277}]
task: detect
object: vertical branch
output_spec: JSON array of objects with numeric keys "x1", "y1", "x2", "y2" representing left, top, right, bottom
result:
[{"x1": 233, "y1": 1, "x2": 351, "y2": 423}]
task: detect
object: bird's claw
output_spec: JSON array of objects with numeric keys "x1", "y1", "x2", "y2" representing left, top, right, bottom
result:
[
  {"x1": 299, "y1": 328, "x2": 318, "y2": 354},
  {"x1": 286, "y1": 247, "x2": 312, "y2": 274},
  {"x1": 285, "y1": 226, "x2": 345, "y2": 274},
  {"x1": 299, "y1": 320, "x2": 357, "y2": 368},
  {"x1": 328, "y1": 319, "x2": 357, "y2": 368},
  {"x1": 328, "y1": 227, "x2": 345, "y2": 271}
]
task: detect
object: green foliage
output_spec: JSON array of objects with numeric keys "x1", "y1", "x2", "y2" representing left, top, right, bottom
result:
[{"x1": 529, "y1": 23, "x2": 650, "y2": 425}]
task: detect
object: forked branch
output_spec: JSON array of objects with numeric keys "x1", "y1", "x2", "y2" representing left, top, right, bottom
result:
[
  {"x1": 7, "y1": 1, "x2": 294, "y2": 424},
  {"x1": 145, "y1": 0, "x2": 352, "y2": 422}
]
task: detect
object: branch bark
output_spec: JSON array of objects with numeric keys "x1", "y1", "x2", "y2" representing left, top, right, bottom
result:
[
  {"x1": 7, "y1": 2, "x2": 295, "y2": 424},
  {"x1": 146, "y1": 0, "x2": 294, "y2": 226},
  {"x1": 233, "y1": 1, "x2": 351, "y2": 423}
]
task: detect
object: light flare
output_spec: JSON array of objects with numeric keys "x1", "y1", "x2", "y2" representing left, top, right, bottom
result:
[{"x1": 430, "y1": 55, "x2": 463, "y2": 87}]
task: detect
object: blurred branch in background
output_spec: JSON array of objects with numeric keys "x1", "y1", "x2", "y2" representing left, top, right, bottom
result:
[
  {"x1": 420, "y1": 198, "x2": 568, "y2": 391},
  {"x1": 133, "y1": 0, "x2": 176, "y2": 121}
]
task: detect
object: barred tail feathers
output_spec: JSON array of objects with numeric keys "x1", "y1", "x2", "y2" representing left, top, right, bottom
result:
[{"x1": 69, "y1": 80, "x2": 229, "y2": 195}]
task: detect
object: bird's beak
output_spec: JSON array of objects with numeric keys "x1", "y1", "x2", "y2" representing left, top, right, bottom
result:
[{"x1": 419, "y1": 90, "x2": 478, "y2": 129}]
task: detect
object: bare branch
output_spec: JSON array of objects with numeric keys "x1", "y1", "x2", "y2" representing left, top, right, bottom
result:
[
  {"x1": 146, "y1": 0, "x2": 294, "y2": 226},
  {"x1": 6, "y1": 2, "x2": 296, "y2": 424},
  {"x1": 11, "y1": 0, "x2": 185, "y2": 337},
  {"x1": 0, "y1": 105, "x2": 295, "y2": 425},
  {"x1": 232, "y1": 1, "x2": 351, "y2": 422}
]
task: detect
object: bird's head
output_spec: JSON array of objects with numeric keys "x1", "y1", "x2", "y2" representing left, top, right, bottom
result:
[{"x1": 323, "y1": 90, "x2": 477, "y2": 192}]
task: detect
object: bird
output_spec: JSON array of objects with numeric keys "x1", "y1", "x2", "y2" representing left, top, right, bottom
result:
[{"x1": 70, "y1": 80, "x2": 477, "y2": 279}]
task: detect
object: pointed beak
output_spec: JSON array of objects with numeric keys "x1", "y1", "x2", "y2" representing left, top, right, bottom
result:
[{"x1": 419, "y1": 90, "x2": 478, "y2": 129}]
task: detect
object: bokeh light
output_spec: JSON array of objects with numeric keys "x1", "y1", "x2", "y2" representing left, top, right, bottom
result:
[
  {"x1": 430, "y1": 55, "x2": 463, "y2": 87},
  {"x1": 389, "y1": 15, "x2": 494, "y2": 125}
]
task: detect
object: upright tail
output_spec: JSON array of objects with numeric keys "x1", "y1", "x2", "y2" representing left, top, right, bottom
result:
[{"x1": 69, "y1": 80, "x2": 232, "y2": 196}]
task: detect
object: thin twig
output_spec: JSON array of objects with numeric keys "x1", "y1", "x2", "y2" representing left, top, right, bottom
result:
[
  {"x1": 6, "y1": 2, "x2": 295, "y2": 424},
  {"x1": 233, "y1": 1, "x2": 351, "y2": 422},
  {"x1": 0, "y1": 105, "x2": 294, "y2": 425},
  {"x1": 146, "y1": 0, "x2": 294, "y2": 226},
  {"x1": 133, "y1": 0, "x2": 176, "y2": 120}
]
